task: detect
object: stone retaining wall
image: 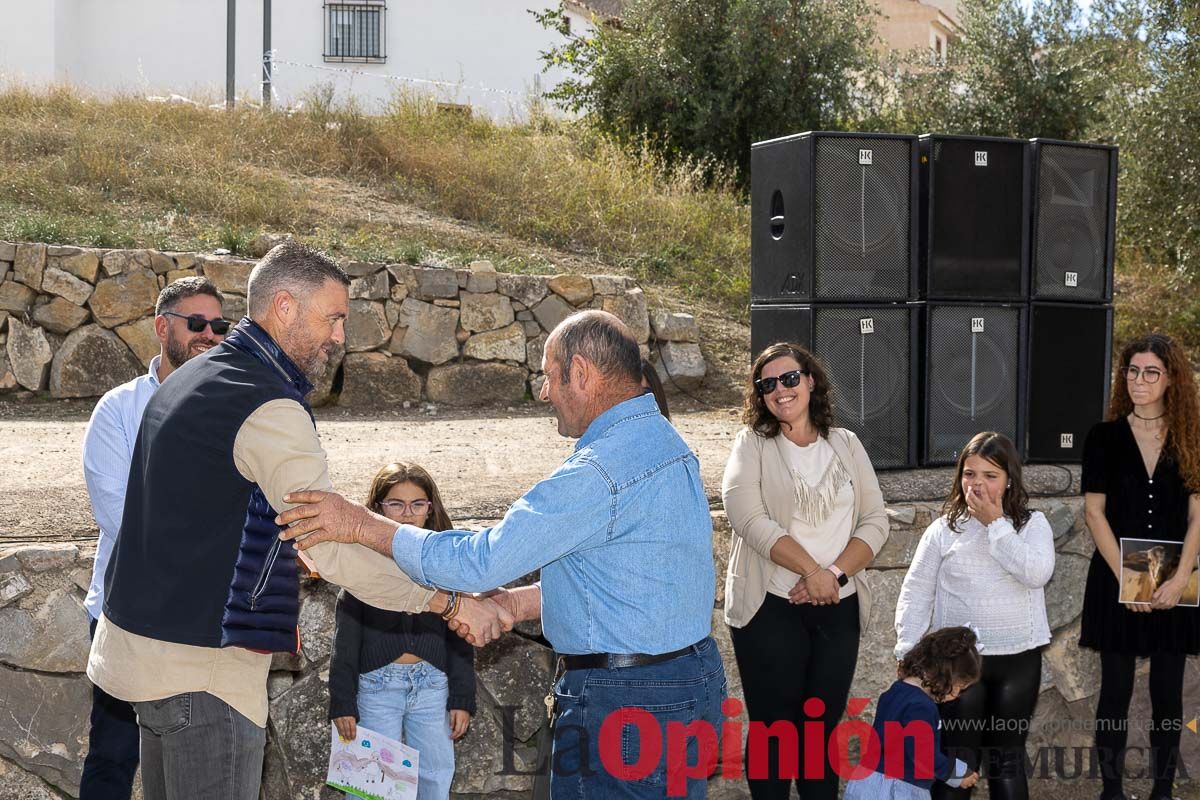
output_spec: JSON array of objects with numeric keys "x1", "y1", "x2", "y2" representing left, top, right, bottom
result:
[
  {"x1": 0, "y1": 242, "x2": 707, "y2": 405},
  {"x1": 4, "y1": 496, "x2": 1193, "y2": 799}
]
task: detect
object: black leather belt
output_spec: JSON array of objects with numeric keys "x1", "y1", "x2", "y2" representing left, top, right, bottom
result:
[{"x1": 556, "y1": 641, "x2": 701, "y2": 672}]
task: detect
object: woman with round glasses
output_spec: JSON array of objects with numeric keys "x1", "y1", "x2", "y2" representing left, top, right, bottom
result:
[
  {"x1": 328, "y1": 462, "x2": 475, "y2": 799},
  {"x1": 1080, "y1": 334, "x2": 1200, "y2": 800},
  {"x1": 722, "y1": 342, "x2": 888, "y2": 799}
]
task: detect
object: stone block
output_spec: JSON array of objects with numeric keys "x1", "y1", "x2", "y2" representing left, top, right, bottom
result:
[
  {"x1": 532, "y1": 293, "x2": 575, "y2": 334},
  {"x1": 592, "y1": 274, "x2": 631, "y2": 295},
  {"x1": 348, "y1": 269, "x2": 389, "y2": 300},
  {"x1": 339, "y1": 352, "x2": 422, "y2": 408},
  {"x1": 250, "y1": 233, "x2": 292, "y2": 258},
  {"x1": 0, "y1": 588, "x2": 91, "y2": 672},
  {"x1": 0, "y1": 242, "x2": 14, "y2": 261},
  {"x1": 547, "y1": 274, "x2": 594, "y2": 306},
  {"x1": 88, "y1": 269, "x2": 159, "y2": 328},
  {"x1": 49, "y1": 325, "x2": 142, "y2": 398},
  {"x1": 601, "y1": 287, "x2": 650, "y2": 343},
  {"x1": 344, "y1": 300, "x2": 390, "y2": 352},
  {"x1": 200, "y1": 257, "x2": 254, "y2": 295},
  {"x1": 652, "y1": 341, "x2": 706, "y2": 390},
  {"x1": 41, "y1": 267, "x2": 93, "y2": 306},
  {"x1": 460, "y1": 292, "x2": 515, "y2": 333},
  {"x1": 100, "y1": 249, "x2": 153, "y2": 276},
  {"x1": 392, "y1": 299, "x2": 460, "y2": 365},
  {"x1": 426, "y1": 362, "x2": 527, "y2": 406},
  {"x1": 5, "y1": 318, "x2": 53, "y2": 390},
  {"x1": 31, "y1": 297, "x2": 91, "y2": 335},
  {"x1": 116, "y1": 317, "x2": 159, "y2": 367},
  {"x1": 411, "y1": 266, "x2": 460, "y2": 300},
  {"x1": 165, "y1": 268, "x2": 199, "y2": 284},
  {"x1": 496, "y1": 273, "x2": 548, "y2": 308},
  {"x1": 0, "y1": 280, "x2": 36, "y2": 314},
  {"x1": 526, "y1": 332, "x2": 548, "y2": 370},
  {"x1": 13, "y1": 243, "x2": 47, "y2": 290},
  {"x1": 466, "y1": 260, "x2": 498, "y2": 293},
  {"x1": 464, "y1": 322, "x2": 526, "y2": 362},
  {"x1": 54, "y1": 250, "x2": 101, "y2": 283},
  {"x1": 649, "y1": 310, "x2": 700, "y2": 343},
  {"x1": 0, "y1": 666, "x2": 91, "y2": 792}
]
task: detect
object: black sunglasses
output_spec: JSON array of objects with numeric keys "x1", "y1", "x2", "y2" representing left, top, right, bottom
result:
[
  {"x1": 163, "y1": 311, "x2": 231, "y2": 336},
  {"x1": 754, "y1": 369, "x2": 808, "y2": 395}
]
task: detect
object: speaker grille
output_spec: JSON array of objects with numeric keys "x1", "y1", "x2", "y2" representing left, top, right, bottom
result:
[
  {"x1": 1034, "y1": 144, "x2": 1112, "y2": 300},
  {"x1": 813, "y1": 137, "x2": 912, "y2": 300},
  {"x1": 814, "y1": 306, "x2": 913, "y2": 468},
  {"x1": 926, "y1": 305, "x2": 1022, "y2": 464}
]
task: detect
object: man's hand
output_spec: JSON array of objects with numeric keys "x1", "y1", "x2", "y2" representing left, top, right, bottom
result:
[
  {"x1": 333, "y1": 716, "x2": 357, "y2": 741},
  {"x1": 446, "y1": 594, "x2": 514, "y2": 646},
  {"x1": 960, "y1": 771, "x2": 980, "y2": 789},
  {"x1": 276, "y1": 491, "x2": 377, "y2": 550}
]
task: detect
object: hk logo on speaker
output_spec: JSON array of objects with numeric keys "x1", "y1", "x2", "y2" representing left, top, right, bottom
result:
[
  {"x1": 858, "y1": 149, "x2": 873, "y2": 166},
  {"x1": 1061, "y1": 433, "x2": 1074, "y2": 449},
  {"x1": 859, "y1": 318, "x2": 875, "y2": 335},
  {"x1": 971, "y1": 318, "x2": 985, "y2": 333},
  {"x1": 974, "y1": 151, "x2": 988, "y2": 167},
  {"x1": 1065, "y1": 272, "x2": 1079, "y2": 287}
]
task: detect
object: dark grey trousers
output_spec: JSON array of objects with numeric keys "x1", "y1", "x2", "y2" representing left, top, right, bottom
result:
[{"x1": 134, "y1": 692, "x2": 266, "y2": 800}]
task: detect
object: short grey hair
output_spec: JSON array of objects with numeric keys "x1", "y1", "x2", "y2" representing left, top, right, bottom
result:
[
  {"x1": 246, "y1": 241, "x2": 350, "y2": 319},
  {"x1": 551, "y1": 310, "x2": 642, "y2": 385},
  {"x1": 155, "y1": 276, "x2": 224, "y2": 316}
]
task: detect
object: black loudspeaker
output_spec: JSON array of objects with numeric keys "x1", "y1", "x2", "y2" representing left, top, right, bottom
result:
[
  {"x1": 924, "y1": 303, "x2": 1026, "y2": 465},
  {"x1": 751, "y1": 132, "x2": 918, "y2": 303},
  {"x1": 750, "y1": 303, "x2": 920, "y2": 468},
  {"x1": 920, "y1": 135, "x2": 1030, "y2": 300},
  {"x1": 1030, "y1": 139, "x2": 1117, "y2": 303},
  {"x1": 1026, "y1": 303, "x2": 1113, "y2": 462}
]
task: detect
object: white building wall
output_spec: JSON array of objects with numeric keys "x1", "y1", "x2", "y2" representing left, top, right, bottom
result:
[{"x1": 0, "y1": 0, "x2": 586, "y2": 118}]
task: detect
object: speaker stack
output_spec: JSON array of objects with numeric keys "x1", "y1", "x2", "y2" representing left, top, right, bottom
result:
[{"x1": 750, "y1": 131, "x2": 1117, "y2": 467}]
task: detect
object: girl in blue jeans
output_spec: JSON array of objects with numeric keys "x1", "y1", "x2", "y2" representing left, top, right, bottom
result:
[{"x1": 328, "y1": 462, "x2": 476, "y2": 800}]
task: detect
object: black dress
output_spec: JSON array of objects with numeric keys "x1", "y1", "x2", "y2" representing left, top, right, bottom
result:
[{"x1": 1079, "y1": 418, "x2": 1200, "y2": 655}]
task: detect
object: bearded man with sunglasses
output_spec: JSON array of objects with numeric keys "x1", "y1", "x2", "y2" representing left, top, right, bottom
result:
[
  {"x1": 80, "y1": 276, "x2": 228, "y2": 800},
  {"x1": 86, "y1": 242, "x2": 511, "y2": 800}
]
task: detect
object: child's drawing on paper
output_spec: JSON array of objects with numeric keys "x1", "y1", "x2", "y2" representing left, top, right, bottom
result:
[{"x1": 326, "y1": 723, "x2": 420, "y2": 800}]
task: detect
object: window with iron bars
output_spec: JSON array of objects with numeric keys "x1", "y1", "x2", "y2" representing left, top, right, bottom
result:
[{"x1": 324, "y1": 1, "x2": 386, "y2": 63}]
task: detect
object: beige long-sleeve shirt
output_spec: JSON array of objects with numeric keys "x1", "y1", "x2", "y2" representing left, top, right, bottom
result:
[{"x1": 87, "y1": 398, "x2": 434, "y2": 727}]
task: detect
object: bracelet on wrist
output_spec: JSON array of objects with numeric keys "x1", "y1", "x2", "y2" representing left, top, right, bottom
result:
[
  {"x1": 801, "y1": 567, "x2": 822, "y2": 580},
  {"x1": 440, "y1": 591, "x2": 460, "y2": 621}
]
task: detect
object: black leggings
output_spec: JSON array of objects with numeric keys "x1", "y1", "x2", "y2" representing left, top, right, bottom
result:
[
  {"x1": 932, "y1": 648, "x2": 1042, "y2": 800},
  {"x1": 729, "y1": 592, "x2": 860, "y2": 800},
  {"x1": 1095, "y1": 651, "x2": 1187, "y2": 800}
]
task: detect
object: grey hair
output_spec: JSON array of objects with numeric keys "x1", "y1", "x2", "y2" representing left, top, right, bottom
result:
[
  {"x1": 246, "y1": 240, "x2": 350, "y2": 319},
  {"x1": 155, "y1": 276, "x2": 224, "y2": 316},
  {"x1": 551, "y1": 310, "x2": 642, "y2": 386}
]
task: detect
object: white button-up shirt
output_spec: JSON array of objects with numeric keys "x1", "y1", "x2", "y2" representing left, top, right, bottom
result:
[{"x1": 82, "y1": 356, "x2": 161, "y2": 620}]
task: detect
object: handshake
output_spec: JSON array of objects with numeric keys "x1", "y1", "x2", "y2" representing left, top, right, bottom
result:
[{"x1": 443, "y1": 587, "x2": 522, "y2": 647}]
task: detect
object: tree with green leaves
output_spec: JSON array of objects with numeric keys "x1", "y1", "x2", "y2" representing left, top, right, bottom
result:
[{"x1": 535, "y1": 0, "x2": 882, "y2": 179}]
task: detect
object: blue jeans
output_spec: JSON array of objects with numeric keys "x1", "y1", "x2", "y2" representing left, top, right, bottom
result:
[
  {"x1": 357, "y1": 661, "x2": 455, "y2": 800},
  {"x1": 81, "y1": 616, "x2": 140, "y2": 800},
  {"x1": 551, "y1": 637, "x2": 727, "y2": 799}
]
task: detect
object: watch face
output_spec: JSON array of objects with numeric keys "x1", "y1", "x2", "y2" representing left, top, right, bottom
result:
[{"x1": 837, "y1": 573, "x2": 849, "y2": 587}]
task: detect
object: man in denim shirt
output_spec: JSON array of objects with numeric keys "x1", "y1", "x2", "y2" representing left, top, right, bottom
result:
[{"x1": 281, "y1": 310, "x2": 725, "y2": 798}]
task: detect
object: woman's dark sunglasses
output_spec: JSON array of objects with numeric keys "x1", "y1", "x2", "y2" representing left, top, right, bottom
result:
[
  {"x1": 163, "y1": 311, "x2": 231, "y2": 336},
  {"x1": 754, "y1": 369, "x2": 808, "y2": 395}
]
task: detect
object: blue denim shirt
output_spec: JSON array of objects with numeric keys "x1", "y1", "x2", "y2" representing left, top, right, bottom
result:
[{"x1": 391, "y1": 392, "x2": 715, "y2": 655}]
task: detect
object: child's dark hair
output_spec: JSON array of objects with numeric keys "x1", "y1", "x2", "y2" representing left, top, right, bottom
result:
[{"x1": 899, "y1": 627, "x2": 982, "y2": 702}]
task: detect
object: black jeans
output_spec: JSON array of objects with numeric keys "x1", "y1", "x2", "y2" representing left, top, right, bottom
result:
[
  {"x1": 729, "y1": 592, "x2": 860, "y2": 800},
  {"x1": 932, "y1": 648, "x2": 1042, "y2": 800},
  {"x1": 80, "y1": 617, "x2": 141, "y2": 800},
  {"x1": 1095, "y1": 651, "x2": 1186, "y2": 800}
]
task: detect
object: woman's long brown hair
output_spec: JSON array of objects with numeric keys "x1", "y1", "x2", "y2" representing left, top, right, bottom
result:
[
  {"x1": 1109, "y1": 333, "x2": 1200, "y2": 493},
  {"x1": 741, "y1": 342, "x2": 835, "y2": 438},
  {"x1": 941, "y1": 431, "x2": 1031, "y2": 532},
  {"x1": 365, "y1": 462, "x2": 453, "y2": 532}
]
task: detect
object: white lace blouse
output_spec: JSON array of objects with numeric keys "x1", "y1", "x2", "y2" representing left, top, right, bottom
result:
[{"x1": 894, "y1": 512, "x2": 1055, "y2": 658}]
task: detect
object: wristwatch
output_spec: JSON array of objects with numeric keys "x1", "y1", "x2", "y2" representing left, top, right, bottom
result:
[{"x1": 828, "y1": 564, "x2": 849, "y2": 587}]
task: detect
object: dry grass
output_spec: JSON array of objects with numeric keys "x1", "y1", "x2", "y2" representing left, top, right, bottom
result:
[
  {"x1": 0, "y1": 84, "x2": 1196, "y2": 345},
  {"x1": 0, "y1": 84, "x2": 749, "y2": 311}
]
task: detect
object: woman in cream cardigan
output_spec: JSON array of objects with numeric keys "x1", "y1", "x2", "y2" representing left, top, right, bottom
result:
[{"x1": 723, "y1": 342, "x2": 889, "y2": 800}]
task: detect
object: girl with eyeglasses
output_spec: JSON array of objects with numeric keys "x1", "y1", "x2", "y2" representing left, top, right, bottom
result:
[
  {"x1": 328, "y1": 462, "x2": 475, "y2": 800},
  {"x1": 722, "y1": 342, "x2": 889, "y2": 800},
  {"x1": 895, "y1": 431, "x2": 1054, "y2": 800},
  {"x1": 1080, "y1": 334, "x2": 1200, "y2": 800}
]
